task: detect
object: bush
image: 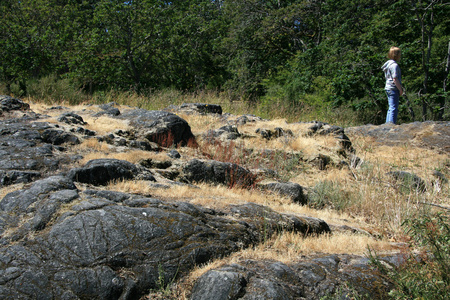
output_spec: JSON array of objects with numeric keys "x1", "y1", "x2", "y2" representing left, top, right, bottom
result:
[
  {"x1": 27, "y1": 74, "x2": 88, "y2": 105},
  {"x1": 369, "y1": 211, "x2": 450, "y2": 299},
  {"x1": 308, "y1": 180, "x2": 355, "y2": 211}
]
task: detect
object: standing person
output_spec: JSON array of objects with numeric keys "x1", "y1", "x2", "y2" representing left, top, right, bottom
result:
[{"x1": 382, "y1": 46, "x2": 404, "y2": 124}]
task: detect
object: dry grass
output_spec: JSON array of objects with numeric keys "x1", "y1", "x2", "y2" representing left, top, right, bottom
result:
[
  {"x1": 83, "y1": 115, "x2": 131, "y2": 135},
  {"x1": 74, "y1": 144, "x2": 168, "y2": 165},
  {"x1": 13, "y1": 96, "x2": 448, "y2": 300},
  {"x1": 0, "y1": 183, "x2": 25, "y2": 200},
  {"x1": 173, "y1": 230, "x2": 395, "y2": 300},
  {"x1": 177, "y1": 113, "x2": 225, "y2": 135},
  {"x1": 13, "y1": 99, "x2": 449, "y2": 299}
]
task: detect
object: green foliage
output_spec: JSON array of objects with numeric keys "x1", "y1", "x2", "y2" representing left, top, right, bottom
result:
[
  {"x1": 369, "y1": 212, "x2": 450, "y2": 300},
  {"x1": 0, "y1": 0, "x2": 448, "y2": 122},
  {"x1": 308, "y1": 180, "x2": 355, "y2": 211},
  {"x1": 26, "y1": 74, "x2": 88, "y2": 105},
  {"x1": 320, "y1": 283, "x2": 368, "y2": 300}
]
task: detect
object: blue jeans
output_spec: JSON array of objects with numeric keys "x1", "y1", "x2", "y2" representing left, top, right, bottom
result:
[{"x1": 386, "y1": 90, "x2": 399, "y2": 124}]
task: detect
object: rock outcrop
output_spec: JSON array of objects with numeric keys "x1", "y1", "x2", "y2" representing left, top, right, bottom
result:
[
  {"x1": 1, "y1": 96, "x2": 446, "y2": 299},
  {"x1": 191, "y1": 254, "x2": 394, "y2": 300},
  {"x1": 346, "y1": 121, "x2": 450, "y2": 153},
  {"x1": 119, "y1": 109, "x2": 196, "y2": 147}
]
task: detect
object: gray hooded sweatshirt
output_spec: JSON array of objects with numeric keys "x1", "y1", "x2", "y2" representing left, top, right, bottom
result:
[{"x1": 382, "y1": 59, "x2": 402, "y2": 91}]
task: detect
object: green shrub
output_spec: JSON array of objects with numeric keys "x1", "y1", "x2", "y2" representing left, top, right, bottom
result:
[
  {"x1": 27, "y1": 74, "x2": 88, "y2": 105},
  {"x1": 369, "y1": 212, "x2": 450, "y2": 300},
  {"x1": 308, "y1": 180, "x2": 355, "y2": 211}
]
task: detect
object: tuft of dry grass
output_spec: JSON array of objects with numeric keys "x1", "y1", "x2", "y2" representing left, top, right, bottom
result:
[
  {"x1": 177, "y1": 113, "x2": 225, "y2": 135},
  {"x1": 75, "y1": 147, "x2": 168, "y2": 166}
]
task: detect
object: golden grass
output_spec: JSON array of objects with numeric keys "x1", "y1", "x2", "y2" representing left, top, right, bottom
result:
[
  {"x1": 177, "y1": 113, "x2": 225, "y2": 135},
  {"x1": 74, "y1": 139, "x2": 112, "y2": 154},
  {"x1": 83, "y1": 115, "x2": 131, "y2": 135},
  {"x1": 107, "y1": 180, "x2": 368, "y2": 230},
  {"x1": 76, "y1": 147, "x2": 169, "y2": 165}
]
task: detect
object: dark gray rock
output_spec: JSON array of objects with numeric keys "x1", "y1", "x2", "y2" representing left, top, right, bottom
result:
[
  {"x1": 119, "y1": 109, "x2": 196, "y2": 147},
  {"x1": 0, "y1": 120, "x2": 74, "y2": 187},
  {"x1": 0, "y1": 196, "x2": 260, "y2": 299},
  {"x1": 167, "y1": 149, "x2": 181, "y2": 159},
  {"x1": 234, "y1": 114, "x2": 264, "y2": 125},
  {"x1": 307, "y1": 122, "x2": 354, "y2": 153},
  {"x1": 0, "y1": 176, "x2": 79, "y2": 238},
  {"x1": 139, "y1": 159, "x2": 172, "y2": 169},
  {"x1": 307, "y1": 154, "x2": 332, "y2": 170},
  {"x1": 0, "y1": 95, "x2": 30, "y2": 112},
  {"x1": 98, "y1": 102, "x2": 121, "y2": 116},
  {"x1": 42, "y1": 128, "x2": 80, "y2": 145},
  {"x1": 181, "y1": 159, "x2": 256, "y2": 188},
  {"x1": 73, "y1": 126, "x2": 96, "y2": 136},
  {"x1": 57, "y1": 112, "x2": 86, "y2": 125},
  {"x1": 166, "y1": 103, "x2": 223, "y2": 115},
  {"x1": 0, "y1": 170, "x2": 41, "y2": 187},
  {"x1": 68, "y1": 159, "x2": 139, "y2": 185},
  {"x1": 206, "y1": 125, "x2": 241, "y2": 140},
  {"x1": 258, "y1": 181, "x2": 307, "y2": 205},
  {"x1": 192, "y1": 254, "x2": 395, "y2": 300},
  {"x1": 84, "y1": 189, "x2": 132, "y2": 203},
  {"x1": 129, "y1": 140, "x2": 158, "y2": 151},
  {"x1": 191, "y1": 269, "x2": 248, "y2": 300},
  {"x1": 230, "y1": 202, "x2": 331, "y2": 235},
  {"x1": 346, "y1": 121, "x2": 450, "y2": 153},
  {"x1": 0, "y1": 175, "x2": 77, "y2": 213}
]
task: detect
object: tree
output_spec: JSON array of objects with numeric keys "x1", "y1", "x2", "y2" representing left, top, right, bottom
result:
[
  {"x1": 0, "y1": 0, "x2": 65, "y2": 94},
  {"x1": 408, "y1": 0, "x2": 450, "y2": 120},
  {"x1": 220, "y1": 0, "x2": 322, "y2": 100}
]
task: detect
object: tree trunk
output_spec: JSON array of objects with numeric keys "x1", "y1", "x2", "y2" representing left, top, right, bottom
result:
[
  {"x1": 439, "y1": 40, "x2": 450, "y2": 120},
  {"x1": 414, "y1": 0, "x2": 435, "y2": 121}
]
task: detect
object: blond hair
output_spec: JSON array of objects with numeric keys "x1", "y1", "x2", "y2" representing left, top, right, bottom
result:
[{"x1": 388, "y1": 47, "x2": 401, "y2": 61}]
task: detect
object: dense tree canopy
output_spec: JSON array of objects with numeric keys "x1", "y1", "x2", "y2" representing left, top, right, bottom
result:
[{"x1": 1, "y1": 0, "x2": 449, "y2": 122}]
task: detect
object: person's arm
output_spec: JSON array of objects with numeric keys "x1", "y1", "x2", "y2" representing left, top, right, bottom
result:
[{"x1": 393, "y1": 78, "x2": 403, "y2": 96}]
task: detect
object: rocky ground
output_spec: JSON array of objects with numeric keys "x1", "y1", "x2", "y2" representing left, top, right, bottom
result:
[{"x1": 0, "y1": 95, "x2": 448, "y2": 299}]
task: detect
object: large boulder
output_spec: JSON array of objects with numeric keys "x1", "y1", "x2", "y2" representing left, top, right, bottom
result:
[
  {"x1": 68, "y1": 159, "x2": 140, "y2": 185},
  {"x1": 42, "y1": 128, "x2": 80, "y2": 145},
  {"x1": 181, "y1": 159, "x2": 256, "y2": 188},
  {"x1": 258, "y1": 181, "x2": 307, "y2": 205},
  {"x1": 119, "y1": 109, "x2": 196, "y2": 147},
  {"x1": 0, "y1": 95, "x2": 30, "y2": 112},
  {"x1": 191, "y1": 255, "x2": 395, "y2": 300}
]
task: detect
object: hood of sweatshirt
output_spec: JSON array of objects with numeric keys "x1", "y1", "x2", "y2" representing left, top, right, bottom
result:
[{"x1": 381, "y1": 60, "x2": 396, "y2": 71}]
